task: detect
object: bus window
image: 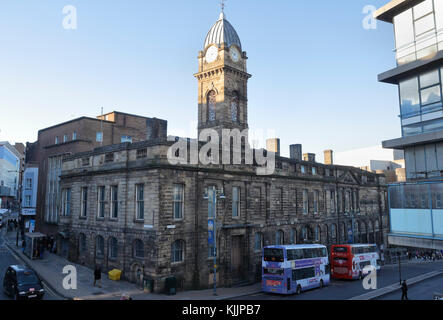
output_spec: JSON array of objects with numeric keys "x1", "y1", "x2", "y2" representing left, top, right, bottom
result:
[
  {"x1": 264, "y1": 268, "x2": 284, "y2": 276},
  {"x1": 303, "y1": 249, "x2": 313, "y2": 258},
  {"x1": 264, "y1": 248, "x2": 284, "y2": 262},
  {"x1": 334, "y1": 246, "x2": 348, "y2": 253},
  {"x1": 321, "y1": 248, "x2": 327, "y2": 257}
]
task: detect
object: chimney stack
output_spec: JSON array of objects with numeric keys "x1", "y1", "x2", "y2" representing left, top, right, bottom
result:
[
  {"x1": 290, "y1": 144, "x2": 302, "y2": 161},
  {"x1": 324, "y1": 150, "x2": 334, "y2": 165},
  {"x1": 303, "y1": 153, "x2": 316, "y2": 163},
  {"x1": 266, "y1": 138, "x2": 280, "y2": 156}
]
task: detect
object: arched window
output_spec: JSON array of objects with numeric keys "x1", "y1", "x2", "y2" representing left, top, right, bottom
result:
[
  {"x1": 172, "y1": 240, "x2": 185, "y2": 263},
  {"x1": 342, "y1": 222, "x2": 347, "y2": 242},
  {"x1": 275, "y1": 230, "x2": 284, "y2": 245},
  {"x1": 207, "y1": 90, "x2": 216, "y2": 122},
  {"x1": 134, "y1": 239, "x2": 144, "y2": 259},
  {"x1": 301, "y1": 226, "x2": 308, "y2": 242},
  {"x1": 231, "y1": 94, "x2": 239, "y2": 122},
  {"x1": 109, "y1": 237, "x2": 118, "y2": 260},
  {"x1": 254, "y1": 233, "x2": 263, "y2": 252},
  {"x1": 290, "y1": 229, "x2": 296, "y2": 244},
  {"x1": 331, "y1": 224, "x2": 337, "y2": 242},
  {"x1": 315, "y1": 226, "x2": 320, "y2": 242},
  {"x1": 79, "y1": 233, "x2": 86, "y2": 254},
  {"x1": 96, "y1": 235, "x2": 104, "y2": 258}
]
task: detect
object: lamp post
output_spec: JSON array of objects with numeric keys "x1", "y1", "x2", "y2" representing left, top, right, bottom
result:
[
  {"x1": 204, "y1": 186, "x2": 225, "y2": 296},
  {"x1": 398, "y1": 251, "x2": 402, "y2": 286}
]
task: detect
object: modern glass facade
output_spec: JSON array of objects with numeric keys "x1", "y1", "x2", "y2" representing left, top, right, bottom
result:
[
  {"x1": 388, "y1": 182, "x2": 443, "y2": 239},
  {"x1": 400, "y1": 65, "x2": 443, "y2": 136},
  {"x1": 393, "y1": 0, "x2": 443, "y2": 66}
]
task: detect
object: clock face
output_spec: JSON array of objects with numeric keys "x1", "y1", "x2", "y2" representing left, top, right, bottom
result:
[
  {"x1": 230, "y1": 47, "x2": 240, "y2": 62},
  {"x1": 205, "y1": 46, "x2": 218, "y2": 63}
]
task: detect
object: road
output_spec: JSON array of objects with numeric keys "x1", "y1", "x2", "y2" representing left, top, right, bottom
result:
[
  {"x1": 0, "y1": 213, "x2": 59, "y2": 300},
  {"x1": 376, "y1": 274, "x2": 443, "y2": 300},
  {"x1": 231, "y1": 260, "x2": 443, "y2": 300}
]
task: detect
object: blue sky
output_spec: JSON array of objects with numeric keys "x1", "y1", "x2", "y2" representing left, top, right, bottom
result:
[{"x1": 0, "y1": 0, "x2": 399, "y2": 161}]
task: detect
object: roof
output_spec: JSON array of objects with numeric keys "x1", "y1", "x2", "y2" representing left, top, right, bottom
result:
[
  {"x1": 204, "y1": 12, "x2": 242, "y2": 50},
  {"x1": 374, "y1": 0, "x2": 426, "y2": 23}
]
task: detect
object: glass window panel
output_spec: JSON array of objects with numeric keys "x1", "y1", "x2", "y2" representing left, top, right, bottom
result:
[
  {"x1": 417, "y1": 44, "x2": 438, "y2": 59},
  {"x1": 414, "y1": 14, "x2": 435, "y2": 36},
  {"x1": 403, "y1": 123, "x2": 423, "y2": 136},
  {"x1": 400, "y1": 78, "x2": 420, "y2": 117},
  {"x1": 413, "y1": 0, "x2": 433, "y2": 19},
  {"x1": 420, "y1": 70, "x2": 440, "y2": 88},
  {"x1": 421, "y1": 85, "x2": 441, "y2": 105},
  {"x1": 394, "y1": 9, "x2": 415, "y2": 50},
  {"x1": 423, "y1": 118, "x2": 443, "y2": 133}
]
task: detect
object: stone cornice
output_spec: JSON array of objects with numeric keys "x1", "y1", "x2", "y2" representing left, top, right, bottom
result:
[{"x1": 194, "y1": 65, "x2": 251, "y2": 81}]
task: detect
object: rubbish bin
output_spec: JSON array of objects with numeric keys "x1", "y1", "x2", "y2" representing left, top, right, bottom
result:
[
  {"x1": 165, "y1": 276, "x2": 177, "y2": 295},
  {"x1": 144, "y1": 279, "x2": 154, "y2": 293}
]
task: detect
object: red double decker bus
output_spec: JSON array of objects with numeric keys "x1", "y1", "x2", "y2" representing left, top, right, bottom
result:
[{"x1": 331, "y1": 244, "x2": 380, "y2": 280}]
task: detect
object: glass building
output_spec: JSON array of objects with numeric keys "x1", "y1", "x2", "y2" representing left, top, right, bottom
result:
[{"x1": 376, "y1": 0, "x2": 443, "y2": 250}]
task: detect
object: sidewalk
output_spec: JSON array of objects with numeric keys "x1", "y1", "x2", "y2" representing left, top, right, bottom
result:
[{"x1": 2, "y1": 231, "x2": 261, "y2": 300}]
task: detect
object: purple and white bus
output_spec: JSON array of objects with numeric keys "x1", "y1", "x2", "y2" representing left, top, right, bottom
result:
[{"x1": 262, "y1": 244, "x2": 330, "y2": 295}]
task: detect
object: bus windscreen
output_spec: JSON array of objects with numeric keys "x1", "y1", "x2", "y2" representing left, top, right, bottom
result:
[{"x1": 264, "y1": 248, "x2": 284, "y2": 262}]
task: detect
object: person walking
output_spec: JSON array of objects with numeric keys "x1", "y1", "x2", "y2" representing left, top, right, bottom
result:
[
  {"x1": 401, "y1": 280, "x2": 408, "y2": 300},
  {"x1": 93, "y1": 265, "x2": 102, "y2": 288}
]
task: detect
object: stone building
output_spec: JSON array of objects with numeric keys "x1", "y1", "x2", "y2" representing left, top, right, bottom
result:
[
  {"x1": 57, "y1": 11, "x2": 389, "y2": 292},
  {"x1": 29, "y1": 111, "x2": 167, "y2": 236}
]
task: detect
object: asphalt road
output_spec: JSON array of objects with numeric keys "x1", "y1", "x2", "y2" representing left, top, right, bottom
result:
[
  {"x1": 231, "y1": 260, "x2": 443, "y2": 300},
  {"x1": 0, "y1": 216, "x2": 59, "y2": 301},
  {"x1": 376, "y1": 274, "x2": 443, "y2": 300}
]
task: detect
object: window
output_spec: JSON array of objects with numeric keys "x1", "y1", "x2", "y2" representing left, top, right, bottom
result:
[
  {"x1": 231, "y1": 95, "x2": 239, "y2": 122},
  {"x1": 313, "y1": 190, "x2": 319, "y2": 214},
  {"x1": 25, "y1": 195, "x2": 31, "y2": 207},
  {"x1": 96, "y1": 132, "x2": 103, "y2": 142},
  {"x1": 232, "y1": 187, "x2": 240, "y2": 218},
  {"x1": 55, "y1": 136, "x2": 59, "y2": 145},
  {"x1": 172, "y1": 240, "x2": 185, "y2": 263},
  {"x1": 136, "y1": 184, "x2": 144, "y2": 220},
  {"x1": 63, "y1": 134, "x2": 68, "y2": 143},
  {"x1": 173, "y1": 184, "x2": 184, "y2": 219},
  {"x1": 254, "y1": 233, "x2": 263, "y2": 252},
  {"x1": 292, "y1": 267, "x2": 316, "y2": 281},
  {"x1": 121, "y1": 135, "x2": 132, "y2": 143},
  {"x1": 315, "y1": 226, "x2": 320, "y2": 242},
  {"x1": 301, "y1": 226, "x2": 308, "y2": 241},
  {"x1": 109, "y1": 237, "x2": 118, "y2": 260},
  {"x1": 62, "y1": 188, "x2": 71, "y2": 216},
  {"x1": 331, "y1": 224, "x2": 337, "y2": 241},
  {"x1": 97, "y1": 186, "x2": 105, "y2": 218},
  {"x1": 275, "y1": 230, "x2": 284, "y2": 245},
  {"x1": 290, "y1": 229, "x2": 296, "y2": 244},
  {"x1": 207, "y1": 90, "x2": 216, "y2": 122},
  {"x1": 79, "y1": 234, "x2": 86, "y2": 254},
  {"x1": 73, "y1": 131, "x2": 77, "y2": 140},
  {"x1": 96, "y1": 236, "x2": 104, "y2": 258},
  {"x1": 303, "y1": 190, "x2": 308, "y2": 214},
  {"x1": 301, "y1": 165, "x2": 306, "y2": 174},
  {"x1": 110, "y1": 186, "x2": 118, "y2": 219},
  {"x1": 26, "y1": 178, "x2": 32, "y2": 189},
  {"x1": 81, "y1": 187, "x2": 88, "y2": 217},
  {"x1": 134, "y1": 239, "x2": 144, "y2": 258},
  {"x1": 312, "y1": 167, "x2": 317, "y2": 175},
  {"x1": 136, "y1": 148, "x2": 147, "y2": 159},
  {"x1": 330, "y1": 190, "x2": 335, "y2": 213}
]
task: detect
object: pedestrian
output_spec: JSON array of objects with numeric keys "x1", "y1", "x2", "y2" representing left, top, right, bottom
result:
[
  {"x1": 401, "y1": 280, "x2": 408, "y2": 300},
  {"x1": 93, "y1": 265, "x2": 102, "y2": 288}
]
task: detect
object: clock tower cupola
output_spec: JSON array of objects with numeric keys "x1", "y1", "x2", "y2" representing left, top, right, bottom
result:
[{"x1": 195, "y1": 10, "x2": 251, "y2": 136}]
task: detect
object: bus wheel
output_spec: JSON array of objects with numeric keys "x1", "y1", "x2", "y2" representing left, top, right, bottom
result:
[
  {"x1": 296, "y1": 285, "x2": 302, "y2": 295},
  {"x1": 320, "y1": 280, "x2": 324, "y2": 288}
]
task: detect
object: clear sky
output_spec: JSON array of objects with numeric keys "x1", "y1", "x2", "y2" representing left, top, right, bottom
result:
[{"x1": 0, "y1": 0, "x2": 400, "y2": 162}]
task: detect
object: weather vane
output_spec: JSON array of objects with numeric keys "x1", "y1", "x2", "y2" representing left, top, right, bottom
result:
[{"x1": 220, "y1": 0, "x2": 226, "y2": 13}]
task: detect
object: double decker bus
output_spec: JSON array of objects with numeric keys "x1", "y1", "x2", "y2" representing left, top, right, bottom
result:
[
  {"x1": 262, "y1": 244, "x2": 330, "y2": 295},
  {"x1": 331, "y1": 244, "x2": 380, "y2": 280}
]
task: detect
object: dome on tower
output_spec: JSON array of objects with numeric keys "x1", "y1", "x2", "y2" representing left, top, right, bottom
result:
[{"x1": 204, "y1": 12, "x2": 242, "y2": 50}]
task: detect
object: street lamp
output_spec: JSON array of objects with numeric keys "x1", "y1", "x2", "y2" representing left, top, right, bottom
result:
[
  {"x1": 398, "y1": 251, "x2": 402, "y2": 286},
  {"x1": 204, "y1": 186, "x2": 225, "y2": 296}
]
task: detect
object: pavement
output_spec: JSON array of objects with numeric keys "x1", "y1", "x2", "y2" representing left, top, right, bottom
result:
[{"x1": 0, "y1": 219, "x2": 261, "y2": 300}]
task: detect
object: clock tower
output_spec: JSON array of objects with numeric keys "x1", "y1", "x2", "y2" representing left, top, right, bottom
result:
[{"x1": 195, "y1": 11, "x2": 251, "y2": 136}]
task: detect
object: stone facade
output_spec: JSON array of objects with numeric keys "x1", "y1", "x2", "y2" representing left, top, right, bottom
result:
[{"x1": 58, "y1": 140, "x2": 388, "y2": 292}]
